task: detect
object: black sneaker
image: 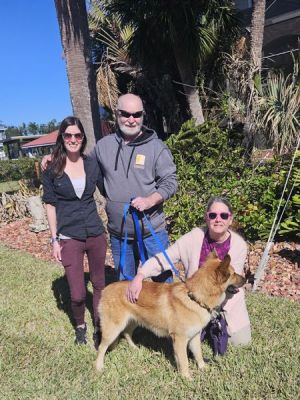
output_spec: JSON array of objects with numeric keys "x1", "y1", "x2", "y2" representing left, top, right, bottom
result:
[
  {"x1": 75, "y1": 324, "x2": 87, "y2": 345},
  {"x1": 93, "y1": 329, "x2": 101, "y2": 351}
]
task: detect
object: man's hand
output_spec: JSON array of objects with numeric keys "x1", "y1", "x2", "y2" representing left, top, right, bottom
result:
[
  {"x1": 41, "y1": 154, "x2": 52, "y2": 172},
  {"x1": 126, "y1": 273, "x2": 144, "y2": 303},
  {"x1": 131, "y1": 197, "x2": 152, "y2": 212},
  {"x1": 52, "y1": 241, "x2": 62, "y2": 262},
  {"x1": 131, "y1": 192, "x2": 163, "y2": 212}
]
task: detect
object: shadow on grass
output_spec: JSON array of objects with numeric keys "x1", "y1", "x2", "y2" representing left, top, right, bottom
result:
[
  {"x1": 132, "y1": 327, "x2": 174, "y2": 365},
  {"x1": 51, "y1": 265, "x2": 119, "y2": 328},
  {"x1": 130, "y1": 328, "x2": 212, "y2": 368}
]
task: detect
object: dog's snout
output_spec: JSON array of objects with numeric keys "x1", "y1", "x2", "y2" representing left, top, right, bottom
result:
[{"x1": 233, "y1": 273, "x2": 246, "y2": 288}]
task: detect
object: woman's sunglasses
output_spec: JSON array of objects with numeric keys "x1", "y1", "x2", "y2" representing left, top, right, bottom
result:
[
  {"x1": 207, "y1": 212, "x2": 232, "y2": 220},
  {"x1": 62, "y1": 132, "x2": 84, "y2": 142},
  {"x1": 117, "y1": 109, "x2": 144, "y2": 118}
]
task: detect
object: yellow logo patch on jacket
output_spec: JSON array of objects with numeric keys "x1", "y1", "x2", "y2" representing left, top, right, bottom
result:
[{"x1": 135, "y1": 154, "x2": 145, "y2": 168}]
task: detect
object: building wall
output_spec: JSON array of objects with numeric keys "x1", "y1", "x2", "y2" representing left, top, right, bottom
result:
[
  {"x1": 235, "y1": 0, "x2": 252, "y2": 11},
  {"x1": 0, "y1": 128, "x2": 7, "y2": 141}
]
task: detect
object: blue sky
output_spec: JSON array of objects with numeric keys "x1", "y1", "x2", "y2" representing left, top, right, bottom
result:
[{"x1": 0, "y1": 0, "x2": 72, "y2": 127}]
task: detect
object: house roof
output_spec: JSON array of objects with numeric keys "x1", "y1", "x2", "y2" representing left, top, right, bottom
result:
[
  {"x1": 21, "y1": 130, "x2": 58, "y2": 149},
  {"x1": 4, "y1": 134, "x2": 45, "y2": 145},
  {"x1": 21, "y1": 121, "x2": 112, "y2": 149}
]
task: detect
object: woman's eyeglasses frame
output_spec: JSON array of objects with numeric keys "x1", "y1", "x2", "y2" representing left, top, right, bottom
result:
[
  {"x1": 62, "y1": 132, "x2": 84, "y2": 142},
  {"x1": 207, "y1": 212, "x2": 232, "y2": 220}
]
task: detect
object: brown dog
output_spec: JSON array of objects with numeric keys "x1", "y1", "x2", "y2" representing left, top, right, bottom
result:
[{"x1": 95, "y1": 252, "x2": 245, "y2": 378}]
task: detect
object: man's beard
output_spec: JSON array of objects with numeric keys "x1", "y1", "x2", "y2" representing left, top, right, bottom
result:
[{"x1": 119, "y1": 122, "x2": 142, "y2": 137}]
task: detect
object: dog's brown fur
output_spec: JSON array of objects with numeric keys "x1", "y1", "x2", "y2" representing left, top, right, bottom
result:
[{"x1": 95, "y1": 252, "x2": 245, "y2": 378}]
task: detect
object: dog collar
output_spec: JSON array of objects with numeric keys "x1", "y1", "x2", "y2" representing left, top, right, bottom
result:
[
  {"x1": 187, "y1": 291, "x2": 213, "y2": 313},
  {"x1": 187, "y1": 292, "x2": 223, "y2": 317}
]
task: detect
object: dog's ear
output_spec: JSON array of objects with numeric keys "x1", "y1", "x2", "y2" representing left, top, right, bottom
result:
[
  {"x1": 206, "y1": 250, "x2": 219, "y2": 261},
  {"x1": 216, "y1": 255, "x2": 231, "y2": 283},
  {"x1": 221, "y1": 254, "x2": 231, "y2": 268}
]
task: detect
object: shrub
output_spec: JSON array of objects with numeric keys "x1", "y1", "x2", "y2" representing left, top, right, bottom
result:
[
  {"x1": 254, "y1": 66, "x2": 300, "y2": 155},
  {"x1": 279, "y1": 151, "x2": 300, "y2": 237},
  {"x1": 165, "y1": 120, "x2": 286, "y2": 242},
  {"x1": 0, "y1": 158, "x2": 39, "y2": 182}
]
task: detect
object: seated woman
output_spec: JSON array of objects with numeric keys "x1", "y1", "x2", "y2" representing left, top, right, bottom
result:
[{"x1": 127, "y1": 196, "x2": 251, "y2": 346}]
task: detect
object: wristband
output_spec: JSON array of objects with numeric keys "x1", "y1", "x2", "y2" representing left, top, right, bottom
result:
[{"x1": 50, "y1": 237, "x2": 59, "y2": 244}]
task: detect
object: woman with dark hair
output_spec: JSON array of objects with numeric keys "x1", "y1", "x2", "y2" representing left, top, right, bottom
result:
[
  {"x1": 42, "y1": 116, "x2": 106, "y2": 349},
  {"x1": 127, "y1": 196, "x2": 251, "y2": 346}
]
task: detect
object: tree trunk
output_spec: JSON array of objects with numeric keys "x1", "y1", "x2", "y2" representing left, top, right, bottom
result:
[
  {"x1": 173, "y1": 47, "x2": 205, "y2": 126},
  {"x1": 250, "y1": 0, "x2": 266, "y2": 73},
  {"x1": 54, "y1": 0, "x2": 102, "y2": 154},
  {"x1": 244, "y1": 0, "x2": 266, "y2": 150}
]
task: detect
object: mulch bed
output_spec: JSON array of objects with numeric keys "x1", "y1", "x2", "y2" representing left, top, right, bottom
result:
[
  {"x1": 0, "y1": 218, "x2": 114, "y2": 271},
  {"x1": 246, "y1": 241, "x2": 300, "y2": 301},
  {"x1": 1, "y1": 218, "x2": 299, "y2": 301}
]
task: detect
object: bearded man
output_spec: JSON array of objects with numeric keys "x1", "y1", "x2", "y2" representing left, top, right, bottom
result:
[{"x1": 96, "y1": 94, "x2": 177, "y2": 281}]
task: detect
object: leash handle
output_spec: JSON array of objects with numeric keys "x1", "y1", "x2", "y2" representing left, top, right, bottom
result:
[
  {"x1": 119, "y1": 203, "x2": 134, "y2": 281},
  {"x1": 119, "y1": 202, "x2": 180, "y2": 280},
  {"x1": 141, "y1": 212, "x2": 180, "y2": 278},
  {"x1": 119, "y1": 202, "x2": 147, "y2": 281},
  {"x1": 131, "y1": 208, "x2": 146, "y2": 264}
]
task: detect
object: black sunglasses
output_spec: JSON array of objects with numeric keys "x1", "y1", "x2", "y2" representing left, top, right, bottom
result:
[
  {"x1": 117, "y1": 109, "x2": 144, "y2": 118},
  {"x1": 207, "y1": 212, "x2": 232, "y2": 220},
  {"x1": 62, "y1": 132, "x2": 84, "y2": 141}
]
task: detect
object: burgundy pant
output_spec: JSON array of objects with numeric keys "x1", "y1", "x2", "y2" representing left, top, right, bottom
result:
[{"x1": 60, "y1": 233, "x2": 107, "y2": 327}]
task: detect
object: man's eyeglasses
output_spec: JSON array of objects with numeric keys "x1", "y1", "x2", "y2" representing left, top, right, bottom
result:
[
  {"x1": 117, "y1": 109, "x2": 144, "y2": 119},
  {"x1": 62, "y1": 132, "x2": 84, "y2": 141},
  {"x1": 207, "y1": 212, "x2": 232, "y2": 220}
]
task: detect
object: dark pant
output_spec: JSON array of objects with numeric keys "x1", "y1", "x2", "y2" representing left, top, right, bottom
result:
[{"x1": 60, "y1": 233, "x2": 107, "y2": 327}]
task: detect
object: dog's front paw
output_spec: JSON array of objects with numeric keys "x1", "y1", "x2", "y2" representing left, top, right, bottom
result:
[
  {"x1": 95, "y1": 358, "x2": 104, "y2": 372},
  {"x1": 181, "y1": 371, "x2": 192, "y2": 381},
  {"x1": 197, "y1": 361, "x2": 208, "y2": 370},
  {"x1": 193, "y1": 357, "x2": 208, "y2": 370}
]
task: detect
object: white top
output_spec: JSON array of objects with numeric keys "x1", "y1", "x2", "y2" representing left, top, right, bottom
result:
[{"x1": 70, "y1": 176, "x2": 86, "y2": 199}]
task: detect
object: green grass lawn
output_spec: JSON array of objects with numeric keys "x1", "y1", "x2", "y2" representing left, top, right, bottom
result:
[{"x1": 0, "y1": 244, "x2": 299, "y2": 400}]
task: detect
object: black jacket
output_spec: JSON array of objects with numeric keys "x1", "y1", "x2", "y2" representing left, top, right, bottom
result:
[{"x1": 42, "y1": 155, "x2": 105, "y2": 240}]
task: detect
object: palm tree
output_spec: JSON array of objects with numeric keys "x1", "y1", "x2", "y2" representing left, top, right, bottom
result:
[
  {"x1": 250, "y1": 0, "x2": 266, "y2": 74},
  {"x1": 92, "y1": 0, "x2": 239, "y2": 126},
  {"x1": 244, "y1": 0, "x2": 266, "y2": 149},
  {"x1": 89, "y1": 6, "x2": 136, "y2": 111},
  {"x1": 89, "y1": 2, "x2": 183, "y2": 134},
  {"x1": 54, "y1": 0, "x2": 101, "y2": 153},
  {"x1": 105, "y1": 0, "x2": 207, "y2": 124}
]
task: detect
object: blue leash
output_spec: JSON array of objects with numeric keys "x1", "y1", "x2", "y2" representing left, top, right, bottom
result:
[
  {"x1": 119, "y1": 203, "x2": 132, "y2": 281},
  {"x1": 141, "y1": 212, "x2": 180, "y2": 278},
  {"x1": 131, "y1": 208, "x2": 146, "y2": 264},
  {"x1": 119, "y1": 202, "x2": 180, "y2": 281}
]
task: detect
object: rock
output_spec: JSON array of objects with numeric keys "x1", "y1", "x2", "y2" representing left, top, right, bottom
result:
[{"x1": 27, "y1": 196, "x2": 48, "y2": 232}]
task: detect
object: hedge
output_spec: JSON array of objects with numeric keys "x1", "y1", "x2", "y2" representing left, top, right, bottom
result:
[{"x1": 0, "y1": 158, "x2": 39, "y2": 182}]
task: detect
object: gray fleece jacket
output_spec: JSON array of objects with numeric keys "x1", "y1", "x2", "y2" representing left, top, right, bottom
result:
[{"x1": 94, "y1": 127, "x2": 178, "y2": 239}]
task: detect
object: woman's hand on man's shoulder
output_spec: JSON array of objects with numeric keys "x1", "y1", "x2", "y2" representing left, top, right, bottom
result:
[{"x1": 41, "y1": 154, "x2": 52, "y2": 171}]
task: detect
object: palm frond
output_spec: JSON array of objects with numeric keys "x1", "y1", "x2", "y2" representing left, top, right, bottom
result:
[
  {"x1": 96, "y1": 62, "x2": 119, "y2": 111},
  {"x1": 255, "y1": 67, "x2": 300, "y2": 154}
]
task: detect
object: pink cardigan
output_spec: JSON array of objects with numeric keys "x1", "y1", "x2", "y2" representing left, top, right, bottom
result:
[{"x1": 139, "y1": 227, "x2": 251, "y2": 336}]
